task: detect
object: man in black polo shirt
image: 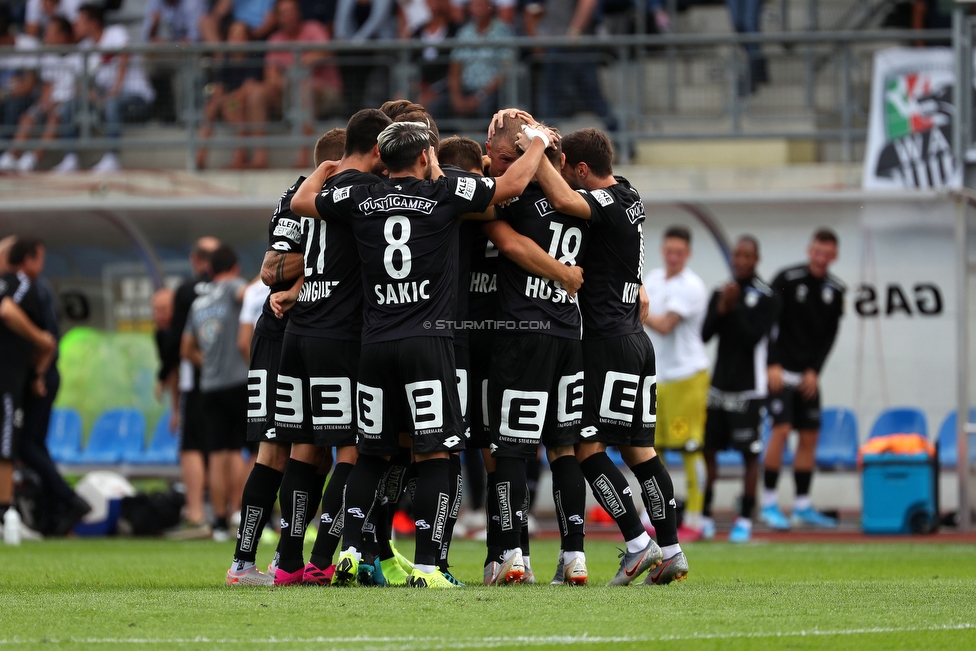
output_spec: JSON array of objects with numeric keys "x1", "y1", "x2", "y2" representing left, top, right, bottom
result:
[
  {"x1": 292, "y1": 119, "x2": 552, "y2": 588},
  {"x1": 762, "y1": 229, "x2": 845, "y2": 530},
  {"x1": 534, "y1": 126, "x2": 688, "y2": 585},
  {"x1": 701, "y1": 236, "x2": 778, "y2": 544},
  {"x1": 0, "y1": 255, "x2": 56, "y2": 537}
]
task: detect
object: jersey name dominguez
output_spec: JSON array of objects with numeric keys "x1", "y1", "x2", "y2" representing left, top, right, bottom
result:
[
  {"x1": 575, "y1": 177, "x2": 645, "y2": 340},
  {"x1": 287, "y1": 169, "x2": 382, "y2": 341},
  {"x1": 314, "y1": 174, "x2": 496, "y2": 345},
  {"x1": 494, "y1": 182, "x2": 588, "y2": 339}
]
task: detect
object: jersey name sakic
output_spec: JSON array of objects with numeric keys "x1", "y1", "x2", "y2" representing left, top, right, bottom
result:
[{"x1": 314, "y1": 173, "x2": 496, "y2": 345}]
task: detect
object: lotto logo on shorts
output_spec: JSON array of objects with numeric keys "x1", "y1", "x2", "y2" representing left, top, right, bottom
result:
[
  {"x1": 357, "y1": 384, "x2": 384, "y2": 435},
  {"x1": 500, "y1": 390, "x2": 548, "y2": 442},
  {"x1": 405, "y1": 380, "x2": 444, "y2": 431}
]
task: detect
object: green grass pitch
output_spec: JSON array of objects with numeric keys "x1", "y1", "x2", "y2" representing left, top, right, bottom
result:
[{"x1": 1, "y1": 537, "x2": 975, "y2": 650}]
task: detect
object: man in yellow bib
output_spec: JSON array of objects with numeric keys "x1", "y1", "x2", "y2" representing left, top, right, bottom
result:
[{"x1": 642, "y1": 226, "x2": 710, "y2": 541}]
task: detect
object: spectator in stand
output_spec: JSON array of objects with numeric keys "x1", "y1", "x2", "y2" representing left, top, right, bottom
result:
[
  {"x1": 333, "y1": 0, "x2": 396, "y2": 114},
  {"x1": 247, "y1": 0, "x2": 343, "y2": 168},
  {"x1": 912, "y1": 1, "x2": 955, "y2": 47},
  {"x1": 448, "y1": 0, "x2": 514, "y2": 119},
  {"x1": 194, "y1": 21, "x2": 264, "y2": 169},
  {"x1": 142, "y1": 0, "x2": 206, "y2": 43},
  {"x1": 535, "y1": 0, "x2": 618, "y2": 132},
  {"x1": 726, "y1": 0, "x2": 767, "y2": 95},
  {"x1": 0, "y1": 7, "x2": 39, "y2": 143},
  {"x1": 300, "y1": 0, "x2": 337, "y2": 28},
  {"x1": 200, "y1": 0, "x2": 277, "y2": 43},
  {"x1": 75, "y1": 3, "x2": 157, "y2": 172},
  {"x1": 398, "y1": 0, "x2": 430, "y2": 37},
  {"x1": 449, "y1": 0, "x2": 514, "y2": 24},
  {"x1": 1, "y1": 17, "x2": 81, "y2": 173},
  {"x1": 24, "y1": 0, "x2": 83, "y2": 38},
  {"x1": 411, "y1": 0, "x2": 459, "y2": 118}
]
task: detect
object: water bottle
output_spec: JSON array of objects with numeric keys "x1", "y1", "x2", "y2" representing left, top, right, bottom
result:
[{"x1": 4, "y1": 508, "x2": 21, "y2": 546}]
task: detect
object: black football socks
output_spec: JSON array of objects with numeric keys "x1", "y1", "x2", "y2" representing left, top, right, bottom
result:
[
  {"x1": 233, "y1": 462, "x2": 284, "y2": 566},
  {"x1": 580, "y1": 452, "x2": 645, "y2": 542},
  {"x1": 550, "y1": 455, "x2": 586, "y2": 553},
  {"x1": 308, "y1": 461, "x2": 353, "y2": 570}
]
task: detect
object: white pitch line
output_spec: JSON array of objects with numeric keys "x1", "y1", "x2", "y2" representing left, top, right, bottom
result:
[{"x1": 1, "y1": 624, "x2": 973, "y2": 647}]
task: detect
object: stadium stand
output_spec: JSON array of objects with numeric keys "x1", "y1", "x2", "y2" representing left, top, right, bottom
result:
[
  {"x1": 869, "y1": 407, "x2": 928, "y2": 440},
  {"x1": 815, "y1": 407, "x2": 858, "y2": 469},
  {"x1": 75, "y1": 408, "x2": 146, "y2": 465},
  {"x1": 46, "y1": 407, "x2": 84, "y2": 464}
]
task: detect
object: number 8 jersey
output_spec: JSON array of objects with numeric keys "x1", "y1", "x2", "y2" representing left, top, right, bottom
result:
[
  {"x1": 495, "y1": 182, "x2": 589, "y2": 340},
  {"x1": 314, "y1": 174, "x2": 496, "y2": 345}
]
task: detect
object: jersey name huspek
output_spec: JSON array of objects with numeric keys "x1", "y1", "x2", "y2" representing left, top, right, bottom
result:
[
  {"x1": 286, "y1": 169, "x2": 381, "y2": 341},
  {"x1": 314, "y1": 174, "x2": 496, "y2": 345},
  {"x1": 495, "y1": 182, "x2": 588, "y2": 340},
  {"x1": 576, "y1": 177, "x2": 646, "y2": 340}
]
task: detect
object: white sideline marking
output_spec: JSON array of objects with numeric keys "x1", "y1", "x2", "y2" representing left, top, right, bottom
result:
[{"x1": 0, "y1": 624, "x2": 973, "y2": 647}]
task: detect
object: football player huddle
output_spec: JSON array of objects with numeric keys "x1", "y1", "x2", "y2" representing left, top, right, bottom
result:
[{"x1": 225, "y1": 100, "x2": 689, "y2": 589}]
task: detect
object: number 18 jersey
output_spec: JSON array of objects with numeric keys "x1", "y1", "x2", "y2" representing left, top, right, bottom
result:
[
  {"x1": 314, "y1": 174, "x2": 496, "y2": 345},
  {"x1": 494, "y1": 182, "x2": 589, "y2": 340}
]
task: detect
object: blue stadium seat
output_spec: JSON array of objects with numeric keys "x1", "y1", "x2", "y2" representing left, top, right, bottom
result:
[
  {"x1": 868, "y1": 407, "x2": 928, "y2": 439},
  {"x1": 663, "y1": 450, "x2": 683, "y2": 466},
  {"x1": 815, "y1": 408, "x2": 859, "y2": 469},
  {"x1": 936, "y1": 409, "x2": 976, "y2": 468},
  {"x1": 46, "y1": 407, "x2": 83, "y2": 464},
  {"x1": 76, "y1": 409, "x2": 146, "y2": 464},
  {"x1": 124, "y1": 411, "x2": 179, "y2": 465}
]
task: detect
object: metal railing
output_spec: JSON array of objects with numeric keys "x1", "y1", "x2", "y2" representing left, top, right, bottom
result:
[{"x1": 0, "y1": 29, "x2": 954, "y2": 168}]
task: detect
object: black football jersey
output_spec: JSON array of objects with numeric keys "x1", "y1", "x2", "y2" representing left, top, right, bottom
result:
[
  {"x1": 767, "y1": 264, "x2": 845, "y2": 374},
  {"x1": 702, "y1": 275, "x2": 778, "y2": 395},
  {"x1": 494, "y1": 182, "x2": 588, "y2": 340},
  {"x1": 255, "y1": 176, "x2": 305, "y2": 341},
  {"x1": 314, "y1": 173, "x2": 496, "y2": 345},
  {"x1": 442, "y1": 164, "x2": 484, "y2": 349},
  {"x1": 0, "y1": 271, "x2": 42, "y2": 386},
  {"x1": 576, "y1": 177, "x2": 645, "y2": 340},
  {"x1": 467, "y1": 224, "x2": 499, "y2": 324},
  {"x1": 287, "y1": 169, "x2": 382, "y2": 341}
]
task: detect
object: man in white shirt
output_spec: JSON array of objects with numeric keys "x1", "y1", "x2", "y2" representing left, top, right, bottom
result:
[
  {"x1": 642, "y1": 225, "x2": 710, "y2": 541},
  {"x1": 74, "y1": 3, "x2": 156, "y2": 172}
]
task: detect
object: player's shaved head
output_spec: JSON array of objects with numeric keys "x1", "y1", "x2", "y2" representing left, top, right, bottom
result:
[
  {"x1": 438, "y1": 136, "x2": 483, "y2": 174},
  {"x1": 562, "y1": 128, "x2": 613, "y2": 178},
  {"x1": 314, "y1": 128, "x2": 345, "y2": 166},
  {"x1": 378, "y1": 121, "x2": 433, "y2": 172},
  {"x1": 488, "y1": 113, "x2": 527, "y2": 149}
]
